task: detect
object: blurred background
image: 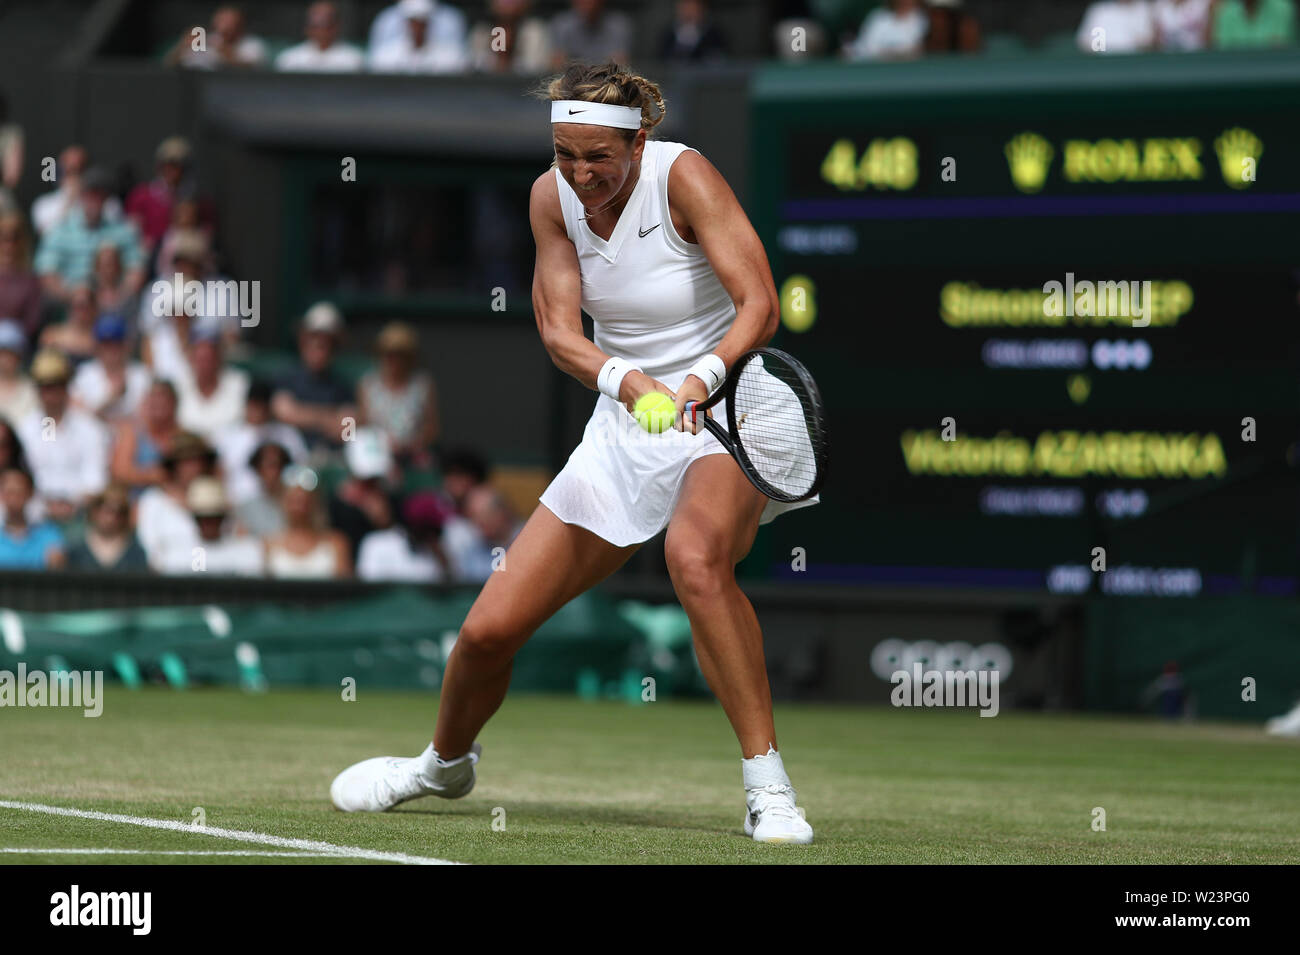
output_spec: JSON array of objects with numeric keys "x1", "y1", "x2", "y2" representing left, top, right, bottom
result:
[{"x1": 0, "y1": 0, "x2": 1297, "y2": 726}]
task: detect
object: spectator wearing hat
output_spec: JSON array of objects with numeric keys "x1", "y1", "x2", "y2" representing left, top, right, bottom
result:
[
  {"x1": 39, "y1": 282, "x2": 99, "y2": 369},
  {"x1": 17, "y1": 349, "x2": 109, "y2": 523},
  {"x1": 265, "y1": 470, "x2": 351, "y2": 578},
  {"x1": 233, "y1": 438, "x2": 292, "y2": 537},
  {"x1": 358, "y1": 321, "x2": 438, "y2": 469},
  {"x1": 0, "y1": 467, "x2": 64, "y2": 569},
  {"x1": 277, "y1": 1, "x2": 366, "y2": 72},
  {"x1": 215, "y1": 378, "x2": 308, "y2": 506},
  {"x1": 0, "y1": 318, "x2": 38, "y2": 427},
  {"x1": 65, "y1": 482, "x2": 149, "y2": 572},
  {"x1": 70, "y1": 313, "x2": 152, "y2": 425},
  {"x1": 272, "y1": 302, "x2": 356, "y2": 449},
  {"x1": 357, "y1": 489, "x2": 453, "y2": 582},
  {"x1": 125, "y1": 136, "x2": 197, "y2": 255},
  {"x1": 30, "y1": 146, "x2": 124, "y2": 238},
  {"x1": 110, "y1": 378, "x2": 181, "y2": 494},
  {"x1": 329, "y1": 426, "x2": 400, "y2": 561},
  {"x1": 175, "y1": 326, "x2": 249, "y2": 444},
  {"x1": 370, "y1": 0, "x2": 468, "y2": 57},
  {"x1": 0, "y1": 210, "x2": 42, "y2": 338},
  {"x1": 34, "y1": 166, "x2": 145, "y2": 306},
  {"x1": 168, "y1": 475, "x2": 263, "y2": 576},
  {"x1": 370, "y1": 0, "x2": 470, "y2": 72},
  {"x1": 135, "y1": 430, "x2": 215, "y2": 572}
]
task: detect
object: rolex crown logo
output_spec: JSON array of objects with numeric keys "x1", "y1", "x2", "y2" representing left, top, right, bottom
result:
[
  {"x1": 1214, "y1": 127, "x2": 1262, "y2": 190},
  {"x1": 1005, "y1": 132, "x2": 1054, "y2": 194}
]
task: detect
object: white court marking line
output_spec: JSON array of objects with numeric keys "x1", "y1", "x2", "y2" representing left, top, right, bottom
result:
[
  {"x1": 2, "y1": 848, "x2": 336, "y2": 858},
  {"x1": 0, "y1": 801, "x2": 460, "y2": 866}
]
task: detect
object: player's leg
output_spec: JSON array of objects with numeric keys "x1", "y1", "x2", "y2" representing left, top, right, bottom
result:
[
  {"x1": 664, "y1": 453, "x2": 813, "y2": 843},
  {"x1": 433, "y1": 504, "x2": 639, "y2": 758},
  {"x1": 330, "y1": 503, "x2": 638, "y2": 812},
  {"x1": 664, "y1": 453, "x2": 772, "y2": 756}
]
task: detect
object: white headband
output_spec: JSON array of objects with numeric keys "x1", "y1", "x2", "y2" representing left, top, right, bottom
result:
[{"x1": 551, "y1": 100, "x2": 642, "y2": 130}]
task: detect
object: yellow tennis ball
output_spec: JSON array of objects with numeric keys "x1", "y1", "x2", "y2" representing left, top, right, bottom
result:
[{"x1": 634, "y1": 392, "x2": 677, "y2": 434}]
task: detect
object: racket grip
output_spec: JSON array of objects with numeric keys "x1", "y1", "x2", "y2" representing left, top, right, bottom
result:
[{"x1": 684, "y1": 400, "x2": 699, "y2": 427}]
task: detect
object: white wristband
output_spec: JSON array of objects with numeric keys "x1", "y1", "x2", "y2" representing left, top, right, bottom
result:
[
  {"x1": 597, "y1": 356, "x2": 641, "y2": 401},
  {"x1": 686, "y1": 354, "x2": 727, "y2": 394}
]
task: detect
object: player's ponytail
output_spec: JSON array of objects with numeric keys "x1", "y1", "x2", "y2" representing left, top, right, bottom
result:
[{"x1": 539, "y1": 62, "x2": 667, "y2": 139}]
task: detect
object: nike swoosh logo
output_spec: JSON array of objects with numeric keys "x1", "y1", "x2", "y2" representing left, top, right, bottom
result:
[
  {"x1": 638, "y1": 223, "x2": 661, "y2": 238},
  {"x1": 568, "y1": 109, "x2": 586, "y2": 115}
]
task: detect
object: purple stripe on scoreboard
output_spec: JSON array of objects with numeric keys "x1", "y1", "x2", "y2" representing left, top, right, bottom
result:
[
  {"x1": 773, "y1": 565, "x2": 1300, "y2": 596},
  {"x1": 781, "y1": 192, "x2": 1300, "y2": 222},
  {"x1": 773, "y1": 563, "x2": 1046, "y2": 589}
]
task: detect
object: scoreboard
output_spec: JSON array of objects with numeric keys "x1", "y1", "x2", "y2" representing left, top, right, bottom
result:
[{"x1": 750, "y1": 52, "x2": 1300, "y2": 595}]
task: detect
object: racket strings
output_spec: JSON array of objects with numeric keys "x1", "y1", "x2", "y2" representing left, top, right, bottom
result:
[{"x1": 730, "y1": 354, "x2": 825, "y2": 499}]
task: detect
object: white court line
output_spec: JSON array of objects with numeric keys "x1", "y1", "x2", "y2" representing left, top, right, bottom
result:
[
  {"x1": 0, "y1": 801, "x2": 460, "y2": 866},
  {"x1": 2, "y1": 849, "x2": 336, "y2": 858}
]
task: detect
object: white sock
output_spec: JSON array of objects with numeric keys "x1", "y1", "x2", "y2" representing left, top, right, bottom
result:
[
  {"x1": 742, "y1": 743, "x2": 793, "y2": 792},
  {"x1": 414, "y1": 742, "x2": 471, "y2": 777}
]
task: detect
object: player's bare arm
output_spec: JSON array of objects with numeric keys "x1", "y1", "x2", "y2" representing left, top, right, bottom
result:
[{"x1": 668, "y1": 151, "x2": 780, "y2": 431}]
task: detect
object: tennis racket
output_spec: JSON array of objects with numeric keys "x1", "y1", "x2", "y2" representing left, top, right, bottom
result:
[{"x1": 683, "y1": 347, "x2": 828, "y2": 503}]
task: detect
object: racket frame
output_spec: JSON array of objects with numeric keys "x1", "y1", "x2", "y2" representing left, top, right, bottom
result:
[{"x1": 683, "y1": 347, "x2": 827, "y2": 503}]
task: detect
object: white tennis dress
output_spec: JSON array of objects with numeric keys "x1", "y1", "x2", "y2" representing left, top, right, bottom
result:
[{"x1": 538, "y1": 139, "x2": 819, "y2": 546}]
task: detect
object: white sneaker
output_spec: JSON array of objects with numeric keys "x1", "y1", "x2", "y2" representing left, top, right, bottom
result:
[
  {"x1": 744, "y1": 784, "x2": 814, "y2": 845},
  {"x1": 1265, "y1": 703, "x2": 1300, "y2": 737},
  {"x1": 330, "y1": 742, "x2": 481, "y2": 812}
]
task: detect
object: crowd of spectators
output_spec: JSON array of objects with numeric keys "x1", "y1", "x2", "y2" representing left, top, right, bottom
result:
[
  {"x1": 166, "y1": 0, "x2": 728, "y2": 75},
  {"x1": 155, "y1": 0, "x2": 1298, "y2": 74},
  {"x1": 840, "y1": 0, "x2": 1293, "y2": 60},
  {"x1": 0, "y1": 129, "x2": 523, "y2": 583},
  {"x1": 1075, "y1": 0, "x2": 1295, "y2": 52}
]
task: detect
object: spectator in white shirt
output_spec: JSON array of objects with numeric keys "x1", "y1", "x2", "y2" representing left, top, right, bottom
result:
[
  {"x1": 136, "y1": 430, "x2": 214, "y2": 572},
  {"x1": 370, "y1": 0, "x2": 467, "y2": 55},
  {"x1": 70, "y1": 313, "x2": 151, "y2": 426},
  {"x1": 29, "y1": 145, "x2": 122, "y2": 238},
  {"x1": 357, "y1": 489, "x2": 452, "y2": 582},
  {"x1": 848, "y1": 0, "x2": 928, "y2": 60},
  {"x1": 175, "y1": 327, "x2": 249, "y2": 444},
  {"x1": 175, "y1": 476, "x2": 264, "y2": 576},
  {"x1": 276, "y1": 1, "x2": 366, "y2": 72},
  {"x1": 1078, "y1": 0, "x2": 1156, "y2": 53},
  {"x1": 139, "y1": 233, "x2": 235, "y2": 383},
  {"x1": 18, "y1": 349, "x2": 108, "y2": 522},
  {"x1": 370, "y1": 0, "x2": 470, "y2": 73}
]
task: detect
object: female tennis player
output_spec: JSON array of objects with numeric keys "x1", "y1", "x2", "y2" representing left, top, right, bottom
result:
[{"x1": 331, "y1": 62, "x2": 818, "y2": 844}]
